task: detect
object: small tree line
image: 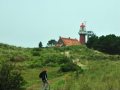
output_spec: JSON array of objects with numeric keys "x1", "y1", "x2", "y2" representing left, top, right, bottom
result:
[
  {"x1": 39, "y1": 39, "x2": 57, "y2": 48},
  {"x1": 86, "y1": 34, "x2": 120, "y2": 54}
]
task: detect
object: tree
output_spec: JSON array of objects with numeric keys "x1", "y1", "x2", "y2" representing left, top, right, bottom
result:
[
  {"x1": 39, "y1": 41, "x2": 43, "y2": 48},
  {"x1": 86, "y1": 34, "x2": 120, "y2": 54},
  {"x1": 0, "y1": 62, "x2": 25, "y2": 90},
  {"x1": 86, "y1": 35, "x2": 98, "y2": 49},
  {"x1": 99, "y1": 34, "x2": 120, "y2": 54},
  {"x1": 47, "y1": 39, "x2": 57, "y2": 47}
]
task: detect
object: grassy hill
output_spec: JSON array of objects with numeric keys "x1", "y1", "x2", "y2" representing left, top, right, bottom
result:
[{"x1": 0, "y1": 43, "x2": 120, "y2": 90}]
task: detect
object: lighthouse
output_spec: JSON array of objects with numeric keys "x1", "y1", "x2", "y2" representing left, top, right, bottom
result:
[{"x1": 78, "y1": 23, "x2": 87, "y2": 44}]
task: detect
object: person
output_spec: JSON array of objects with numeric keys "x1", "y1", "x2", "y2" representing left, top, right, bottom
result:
[{"x1": 39, "y1": 68, "x2": 49, "y2": 90}]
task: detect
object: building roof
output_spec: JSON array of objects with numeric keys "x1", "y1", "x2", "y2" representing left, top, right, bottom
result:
[{"x1": 58, "y1": 37, "x2": 80, "y2": 46}]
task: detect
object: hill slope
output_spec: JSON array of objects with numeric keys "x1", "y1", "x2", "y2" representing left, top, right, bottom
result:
[{"x1": 0, "y1": 43, "x2": 120, "y2": 90}]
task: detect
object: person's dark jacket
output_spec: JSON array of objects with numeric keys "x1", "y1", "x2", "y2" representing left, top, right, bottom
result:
[{"x1": 40, "y1": 71, "x2": 47, "y2": 81}]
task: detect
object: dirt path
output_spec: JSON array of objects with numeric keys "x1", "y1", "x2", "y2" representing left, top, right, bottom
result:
[
  {"x1": 26, "y1": 83, "x2": 40, "y2": 90},
  {"x1": 26, "y1": 75, "x2": 65, "y2": 90}
]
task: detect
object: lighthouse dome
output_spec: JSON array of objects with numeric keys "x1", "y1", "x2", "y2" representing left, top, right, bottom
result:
[{"x1": 80, "y1": 23, "x2": 85, "y2": 28}]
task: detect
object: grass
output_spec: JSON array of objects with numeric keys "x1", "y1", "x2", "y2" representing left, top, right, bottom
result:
[
  {"x1": 21, "y1": 60, "x2": 120, "y2": 90},
  {"x1": 21, "y1": 66, "x2": 63, "y2": 90},
  {"x1": 0, "y1": 44, "x2": 120, "y2": 90},
  {"x1": 55, "y1": 60, "x2": 120, "y2": 90}
]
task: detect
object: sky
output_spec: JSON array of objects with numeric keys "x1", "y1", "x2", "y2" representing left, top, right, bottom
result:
[{"x1": 0, "y1": 0, "x2": 120, "y2": 47}]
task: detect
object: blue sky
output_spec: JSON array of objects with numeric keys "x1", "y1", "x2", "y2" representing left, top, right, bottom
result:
[{"x1": 0, "y1": 0, "x2": 120, "y2": 47}]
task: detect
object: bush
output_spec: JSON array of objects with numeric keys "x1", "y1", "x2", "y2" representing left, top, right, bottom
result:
[
  {"x1": 0, "y1": 62, "x2": 25, "y2": 90},
  {"x1": 32, "y1": 51, "x2": 40, "y2": 56},
  {"x1": 58, "y1": 56, "x2": 72, "y2": 64},
  {"x1": 31, "y1": 48, "x2": 41, "y2": 56},
  {"x1": 28, "y1": 60, "x2": 42, "y2": 68},
  {"x1": 59, "y1": 62, "x2": 82, "y2": 72},
  {"x1": 33, "y1": 48, "x2": 42, "y2": 51},
  {"x1": 10, "y1": 55, "x2": 26, "y2": 62},
  {"x1": 42, "y1": 54, "x2": 72, "y2": 66}
]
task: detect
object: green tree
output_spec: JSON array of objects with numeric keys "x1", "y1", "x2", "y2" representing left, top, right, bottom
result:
[
  {"x1": 86, "y1": 34, "x2": 120, "y2": 54},
  {"x1": 47, "y1": 39, "x2": 57, "y2": 47},
  {"x1": 86, "y1": 35, "x2": 98, "y2": 49},
  {"x1": 39, "y1": 41, "x2": 43, "y2": 48},
  {"x1": 101, "y1": 34, "x2": 120, "y2": 54}
]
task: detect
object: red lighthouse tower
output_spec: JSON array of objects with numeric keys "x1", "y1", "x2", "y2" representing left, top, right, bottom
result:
[{"x1": 78, "y1": 23, "x2": 87, "y2": 44}]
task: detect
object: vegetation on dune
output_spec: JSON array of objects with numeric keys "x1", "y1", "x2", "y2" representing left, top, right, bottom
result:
[
  {"x1": 0, "y1": 61, "x2": 25, "y2": 90},
  {"x1": 56, "y1": 60, "x2": 120, "y2": 90},
  {"x1": 59, "y1": 62, "x2": 82, "y2": 72},
  {"x1": 0, "y1": 43, "x2": 120, "y2": 90}
]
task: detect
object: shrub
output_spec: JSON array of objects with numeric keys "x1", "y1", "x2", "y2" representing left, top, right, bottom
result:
[
  {"x1": 0, "y1": 62, "x2": 25, "y2": 90},
  {"x1": 42, "y1": 54, "x2": 71, "y2": 66},
  {"x1": 59, "y1": 62, "x2": 82, "y2": 72},
  {"x1": 28, "y1": 60, "x2": 42, "y2": 68},
  {"x1": 58, "y1": 56, "x2": 72, "y2": 64},
  {"x1": 32, "y1": 51, "x2": 40, "y2": 56},
  {"x1": 31, "y1": 48, "x2": 41, "y2": 56},
  {"x1": 10, "y1": 55, "x2": 26, "y2": 62},
  {"x1": 33, "y1": 48, "x2": 42, "y2": 51}
]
